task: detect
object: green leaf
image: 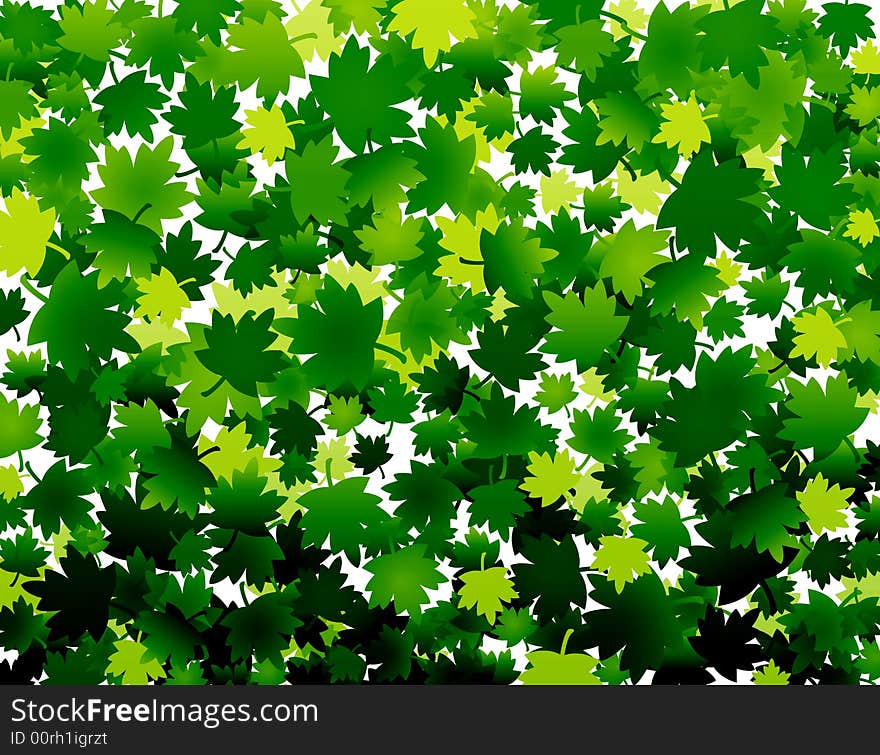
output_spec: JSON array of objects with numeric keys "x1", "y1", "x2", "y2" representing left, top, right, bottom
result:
[
  {"x1": 365, "y1": 545, "x2": 444, "y2": 615},
  {"x1": 457, "y1": 566, "x2": 517, "y2": 623},
  {"x1": 779, "y1": 375, "x2": 869, "y2": 459},
  {"x1": 542, "y1": 284, "x2": 628, "y2": 371}
]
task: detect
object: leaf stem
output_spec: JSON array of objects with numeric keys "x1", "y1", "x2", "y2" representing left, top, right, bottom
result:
[
  {"x1": 803, "y1": 95, "x2": 836, "y2": 112},
  {"x1": 197, "y1": 446, "x2": 221, "y2": 460},
  {"x1": 374, "y1": 342, "x2": 407, "y2": 362},
  {"x1": 560, "y1": 627, "x2": 574, "y2": 655},
  {"x1": 599, "y1": 10, "x2": 648, "y2": 40},
  {"x1": 474, "y1": 373, "x2": 493, "y2": 388},
  {"x1": 758, "y1": 579, "x2": 777, "y2": 614},
  {"x1": 24, "y1": 461, "x2": 41, "y2": 483},
  {"x1": 200, "y1": 376, "x2": 225, "y2": 398},
  {"x1": 843, "y1": 436, "x2": 861, "y2": 463},
  {"x1": 212, "y1": 231, "x2": 229, "y2": 257},
  {"x1": 19, "y1": 276, "x2": 48, "y2": 303},
  {"x1": 385, "y1": 287, "x2": 404, "y2": 304},
  {"x1": 45, "y1": 241, "x2": 71, "y2": 260},
  {"x1": 131, "y1": 203, "x2": 153, "y2": 224},
  {"x1": 618, "y1": 155, "x2": 638, "y2": 182},
  {"x1": 313, "y1": 229, "x2": 344, "y2": 248}
]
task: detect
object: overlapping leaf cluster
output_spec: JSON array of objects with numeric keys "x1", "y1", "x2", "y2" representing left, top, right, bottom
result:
[{"x1": 2, "y1": 0, "x2": 880, "y2": 685}]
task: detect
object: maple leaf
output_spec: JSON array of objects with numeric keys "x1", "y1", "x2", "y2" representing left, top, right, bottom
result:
[
  {"x1": 657, "y1": 150, "x2": 766, "y2": 255},
  {"x1": 283, "y1": 136, "x2": 351, "y2": 226},
  {"x1": 638, "y1": 1, "x2": 708, "y2": 94},
  {"x1": 106, "y1": 638, "x2": 166, "y2": 685},
  {"x1": 0, "y1": 80, "x2": 37, "y2": 139},
  {"x1": 770, "y1": 145, "x2": 856, "y2": 230},
  {"x1": 276, "y1": 279, "x2": 382, "y2": 391},
  {"x1": 467, "y1": 480, "x2": 528, "y2": 534},
  {"x1": 726, "y1": 484, "x2": 806, "y2": 562},
  {"x1": 839, "y1": 301, "x2": 880, "y2": 363},
  {"x1": 0, "y1": 465, "x2": 24, "y2": 503},
  {"x1": 457, "y1": 565, "x2": 518, "y2": 623},
  {"x1": 325, "y1": 395, "x2": 365, "y2": 435},
  {"x1": 554, "y1": 20, "x2": 617, "y2": 79},
  {"x1": 697, "y1": 0, "x2": 782, "y2": 86},
  {"x1": 0, "y1": 597, "x2": 48, "y2": 653},
  {"x1": 355, "y1": 208, "x2": 424, "y2": 266},
  {"x1": 538, "y1": 170, "x2": 580, "y2": 216},
  {"x1": 29, "y1": 265, "x2": 138, "y2": 376},
  {"x1": 789, "y1": 306, "x2": 847, "y2": 367},
  {"x1": 196, "y1": 310, "x2": 286, "y2": 397},
  {"x1": 323, "y1": 0, "x2": 385, "y2": 34},
  {"x1": 460, "y1": 383, "x2": 558, "y2": 459},
  {"x1": 631, "y1": 497, "x2": 690, "y2": 566},
  {"x1": 652, "y1": 93, "x2": 711, "y2": 158},
  {"x1": 797, "y1": 473, "x2": 855, "y2": 535},
  {"x1": 846, "y1": 85, "x2": 880, "y2": 126},
  {"x1": 312, "y1": 36, "x2": 412, "y2": 153},
  {"x1": 782, "y1": 230, "x2": 860, "y2": 304},
  {"x1": 592, "y1": 535, "x2": 652, "y2": 593},
  {"x1": 655, "y1": 347, "x2": 774, "y2": 466},
  {"x1": 387, "y1": 0, "x2": 478, "y2": 66},
  {"x1": 299, "y1": 477, "x2": 389, "y2": 564},
  {"x1": 752, "y1": 659, "x2": 791, "y2": 685},
  {"x1": 189, "y1": 15, "x2": 305, "y2": 99},
  {"x1": 0, "y1": 189, "x2": 57, "y2": 277},
  {"x1": 779, "y1": 375, "x2": 869, "y2": 459},
  {"x1": 519, "y1": 66, "x2": 575, "y2": 124},
  {"x1": 535, "y1": 373, "x2": 577, "y2": 413},
  {"x1": 514, "y1": 534, "x2": 586, "y2": 619},
  {"x1": 92, "y1": 138, "x2": 193, "y2": 234},
  {"x1": 57, "y1": 0, "x2": 124, "y2": 61},
  {"x1": 94, "y1": 72, "x2": 170, "y2": 142},
  {"x1": 134, "y1": 268, "x2": 191, "y2": 326},
  {"x1": 470, "y1": 319, "x2": 546, "y2": 390},
  {"x1": 818, "y1": 2, "x2": 873, "y2": 55},
  {"x1": 520, "y1": 645, "x2": 601, "y2": 685},
  {"x1": 0, "y1": 530, "x2": 46, "y2": 577},
  {"x1": 844, "y1": 209, "x2": 880, "y2": 246},
  {"x1": 510, "y1": 126, "x2": 559, "y2": 176},
  {"x1": 25, "y1": 550, "x2": 115, "y2": 642},
  {"x1": 365, "y1": 546, "x2": 444, "y2": 615},
  {"x1": 520, "y1": 450, "x2": 579, "y2": 507},
  {"x1": 542, "y1": 285, "x2": 628, "y2": 371},
  {"x1": 596, "y1": 219, "x2": 669, "y2": 303},
  {"x1": 852, "y1": 39, "x2": 880, "y2": 74},
  {"x1": 238, "y1": 106, "x2": 296, "y2": 165},
  {"x1": 221, "y1": 592, "x2": 302, "y2": 663}
]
